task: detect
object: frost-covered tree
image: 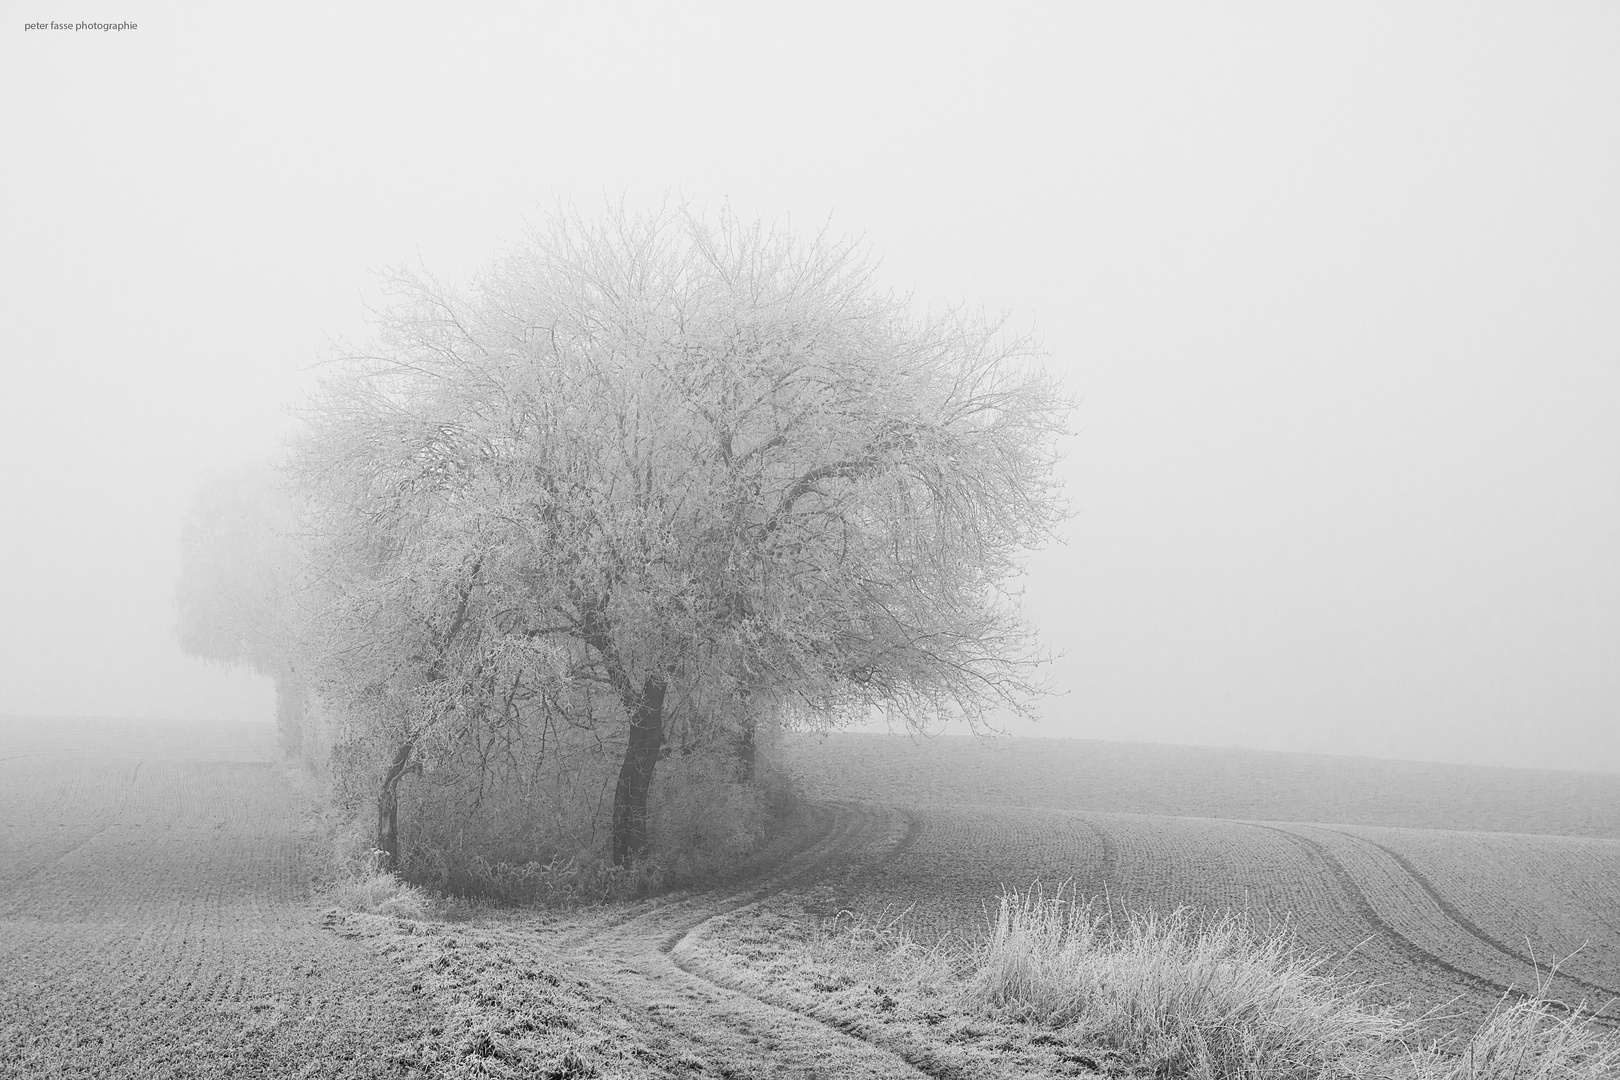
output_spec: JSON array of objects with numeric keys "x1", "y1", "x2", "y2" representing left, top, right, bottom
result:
[{"x1": 293, "y1": 205, "x2": 1070, "y2": 867}]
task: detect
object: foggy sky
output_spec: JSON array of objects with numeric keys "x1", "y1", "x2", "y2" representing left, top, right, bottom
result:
[{"x1": 3, "y1": 4, "x2": 1617, "y2": 771}]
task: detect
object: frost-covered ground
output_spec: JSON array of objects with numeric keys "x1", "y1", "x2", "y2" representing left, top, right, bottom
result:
[
  {"x1": 0, "y1": 719, "x2": 435, "y2": 1078},
  {"x1": 0, "y1": 722, "x2": 952, "y2": 1078},
  {"x1": 10, "y1": 721, "x2": 1619, "y2": 1079}
]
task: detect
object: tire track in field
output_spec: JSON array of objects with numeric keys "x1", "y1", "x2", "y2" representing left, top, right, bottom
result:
[
  {"x1": 1245, "y1": 822, "x2": 1620, "y2": 1027},
  {"x1": 663, "y1": 800, "x2": 977, "y2": 1080},
  {"x1": 544, "y1": 803, "x2": 978, "y2": 1080},
  {"x1": 0, "y1": 757, "x2": 134, "y2": 908},
  {"x1": 1078, "y1": 814, "x2": 1120, "y2": 890},
  {"x1": 1244, "y1": 824, "x2": 1531, "y2": 997},
  {"x1": 546, "y1": 800, "x2": 849, "y2": 949},
  {"x1": 1324, "y1": 827, "x2": 1620, "y2": 1008},
  {"x1": 552, "y1": 800, "x2": 938, "y2": 1078},
  {"x1": 0, "y1": 819, "x2": 119, "y2": 914},
  {"x1": 864, "y1": 805, "x2": 925, "y2": 876}
]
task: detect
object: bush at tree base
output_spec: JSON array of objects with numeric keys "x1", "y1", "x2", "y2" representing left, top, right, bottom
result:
[{"x1": 326, "y1": 719, "x2": 801, "y2": 904}]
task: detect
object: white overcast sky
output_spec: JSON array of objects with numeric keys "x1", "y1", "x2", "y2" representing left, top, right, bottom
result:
[{"x1": 3, "y1": 3, "x2": 1617, "y2": 771}]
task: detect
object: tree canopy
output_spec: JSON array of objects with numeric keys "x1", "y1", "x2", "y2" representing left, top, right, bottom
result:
[{"x1": 290, "y1": 205, "x2": 1071, "y2": 867}]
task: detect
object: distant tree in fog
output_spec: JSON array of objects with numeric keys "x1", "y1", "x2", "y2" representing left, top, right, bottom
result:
[
  {"x1": 292, "y1": 204, "x2": 1071, "y2": 868},
  {"x1": 173, "y1": 464, "x2": 314, "y2": 757}
]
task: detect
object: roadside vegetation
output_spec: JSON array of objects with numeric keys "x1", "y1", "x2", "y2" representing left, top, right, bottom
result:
[{"x1": 967, "y1": 886, "x2": 1403, "y2": 1077}]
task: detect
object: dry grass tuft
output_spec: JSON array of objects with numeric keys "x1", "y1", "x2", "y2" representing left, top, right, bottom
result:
[
  {"x1": 332, "y1": 849, "x2": 434, "y2": 918},
  {"x1": 1401, "y1": 994, "x2": 1620, "y2": 1080},
  {"x1": 967, "y1": 883, "x2": 1404, "y2": 1079},
  {"x1": 816, "y1": 904, "x2": 960, "y2": 977}
]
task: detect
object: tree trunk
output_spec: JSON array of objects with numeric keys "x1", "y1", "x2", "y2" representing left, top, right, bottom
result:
[
  {"x1": 611, "y1": 677, "x2": 666, "y2": 867},
  {"x1": 377, "y1": 741, "x2": 414, "y2": 871}
]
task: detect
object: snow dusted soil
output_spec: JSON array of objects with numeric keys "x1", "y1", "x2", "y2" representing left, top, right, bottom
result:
[
  {"x1": 328, "y1": 801, "x2": 951, "y2": 1079},
  {"x1": 776, "y1": 733, "x2": 1620, "y2": 1037},
  {"x1": 0, "y1": 719, "x2": 434, "y2": 1079},
  {"x1": 0, "y1": 721, "x2": 958, "y2": 1079}
]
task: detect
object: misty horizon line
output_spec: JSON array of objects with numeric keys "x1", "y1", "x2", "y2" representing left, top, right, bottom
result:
[{"x1": 6, "y1": 711, "x2": 1613, "y2": 779}]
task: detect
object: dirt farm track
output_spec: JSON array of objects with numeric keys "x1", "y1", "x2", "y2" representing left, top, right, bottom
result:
[{"x1": 7, "y1": 718, "x2": 1620, "y2": 1078}]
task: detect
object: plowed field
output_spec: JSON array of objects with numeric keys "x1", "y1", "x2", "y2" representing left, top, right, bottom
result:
[
  {"x1": 11, "y1": 720, "x2": 1617, "y2": 1076},
  {"x1": 0, "y1": 720, "x2": 967, "y2": 1078},
  {"x1": 783, "y1": 733, "x2": 1620, "y2": 837},
  {"x1": 1335, "y1": 824, "x2": 1620, "y2": 995},
  {"x1": 1295, "y1": 824, "x2": 1620, "y2": 1013},
  {"x1": 0, "y1": 719, "x2": 434, "y2": 1079},
  {"x1": 777, "y1": 734, "x2": 1620, "y2": 1033}
]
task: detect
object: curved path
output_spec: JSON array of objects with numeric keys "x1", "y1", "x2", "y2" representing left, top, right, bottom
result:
[{"x1": 545, "y1": 801, "x2": 943, "y2": 1078}]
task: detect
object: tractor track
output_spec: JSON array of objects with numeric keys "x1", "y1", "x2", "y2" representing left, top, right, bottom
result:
[
  {"x1": 553, "y1": 799, "x2": 941, "y2": 1078},
  {"x1": 1245, "y1": 821, "x2": 1620, "y2": 1028},
  {"x1": 1332, "y1": 827, "x2": 1620, "y2": 1006}
]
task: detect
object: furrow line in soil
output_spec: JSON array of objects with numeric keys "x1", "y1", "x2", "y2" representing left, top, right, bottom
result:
[
  {"x1": 1322, "y1": 826, "x2": 1620, "y2": 1008},
  {"x1": 1244, "y1": 821, "x2": 1620, "y2": 1029},
  {"x1": 0, "y1": 819, "x2": 120, "y2": 916}
]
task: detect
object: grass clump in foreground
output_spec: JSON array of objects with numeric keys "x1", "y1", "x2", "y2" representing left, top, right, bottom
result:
[
  {"x1": 757, "y1": 883, "x2": 1620, "y2": 1080},
  {"x1": 330, "y1": 850, "x2": 436, "y2": 918},
  {"x1": 969, "y1": 883, "x2": 1620, "y2": 1079},
  {"x1": 969, "y1": 883, "x2": 1403, "y2": 1078},
  {"x1": 1408, "y1": 996, "x2": 1620, "y2": 1080}
]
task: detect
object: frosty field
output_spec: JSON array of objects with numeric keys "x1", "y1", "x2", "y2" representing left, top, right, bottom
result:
[
  {"x1": 779, "y1": 734, "x2": 1620, "y2": 1032},
  {"x1": 6, "y1": 720, "x2": 1619, "y2": 1078},
  {"x1": 0, "y1": 718, "x2": 435, "y2": 1078},
  {"x1": 0, "y1": 721, "x2": 946, "y2": 1078}
]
